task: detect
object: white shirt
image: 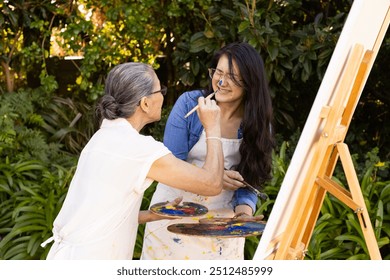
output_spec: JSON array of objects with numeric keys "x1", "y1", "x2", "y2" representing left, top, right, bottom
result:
[{"x1": 45, "y1": 118, "x2": 170, "y2": 259}]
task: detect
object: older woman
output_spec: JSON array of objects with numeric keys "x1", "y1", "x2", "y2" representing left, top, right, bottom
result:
[{"x1": 42, "y1": 62, "x2": 224, "y2": 259}]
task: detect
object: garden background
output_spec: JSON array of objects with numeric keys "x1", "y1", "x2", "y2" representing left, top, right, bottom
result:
[{"x1": 0, "y1": 0, "x2": 389, "y2": 260}]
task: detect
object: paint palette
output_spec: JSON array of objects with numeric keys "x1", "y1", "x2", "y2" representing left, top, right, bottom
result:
[
  {"x1": 167, "y1": 221, "x2": 266, "y2": 238},
  {"x1": 199, "y1": 216, "x2": 264, "y2": 225},
  {"x1": 150, "y1": 201, "x2": 208, "y2": 217}
]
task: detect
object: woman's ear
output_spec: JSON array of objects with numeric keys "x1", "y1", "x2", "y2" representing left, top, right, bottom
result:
[{"x1": 139, "y1": 96, "x2": 150, "y2": 113}]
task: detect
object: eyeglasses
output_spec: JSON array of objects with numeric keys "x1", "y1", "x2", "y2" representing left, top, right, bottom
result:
[
  {"x1": 208, "y1": 68, "x2": 242, "y2": 83},
  {"x1": 137, "y1": 85, "x2": 168, "y2": 106},
  {"x1": 151, "y1": 85, "x2": 168, "y2": 96}
]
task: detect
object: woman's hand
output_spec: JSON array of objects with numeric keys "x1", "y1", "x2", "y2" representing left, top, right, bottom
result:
[
  {"x1": 138, "y1": 196, "x2": 183, "y2": 224},
  {"x1": 197, "y1": 96, "x2": 221, "y2": 137},
  {"x1": 223, "y1": 169, "x2": 245, "y2": 191}
]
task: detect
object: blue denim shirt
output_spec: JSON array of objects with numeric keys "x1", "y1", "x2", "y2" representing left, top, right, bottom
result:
[{"x1": 163, "y1": 90, "x2": 258, "y2": 212}]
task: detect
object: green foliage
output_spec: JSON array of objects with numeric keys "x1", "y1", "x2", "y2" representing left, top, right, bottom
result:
[
  {"x1": 0, "y1": 88, "x2": 78, "y2": 259},
  {"x1": 0, "y1": 90, "x2": 62, "y2": 162},
  {"x1": 2, "y1": 0, "x2": 388, "y2": 156},
  {"x1": 40, "y1": 95, "x2": 97, "y2": 155},
  {"x1": 54, "y1": 0, "x2": 168, "y2": 100},
  {"x1": 0, "y1": 161, "x2": 75, "y2": 259}
]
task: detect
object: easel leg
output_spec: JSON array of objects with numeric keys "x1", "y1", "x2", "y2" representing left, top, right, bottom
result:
[{"x1": 337, "y1": 143, "x2": 382, "y2": 260}]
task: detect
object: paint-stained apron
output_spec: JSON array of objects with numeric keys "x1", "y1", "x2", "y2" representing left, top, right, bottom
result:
[{"x1": 141, "y1": 130, "x2": 245, "y2": 259}]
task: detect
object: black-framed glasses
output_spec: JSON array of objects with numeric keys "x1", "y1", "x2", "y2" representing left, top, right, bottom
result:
[
  {"x1": 151, "y1": 85, "x2": 168, "y2": 96},
  {"x1": 137, "y1": 85, "x2": 168, "y2": 106}
]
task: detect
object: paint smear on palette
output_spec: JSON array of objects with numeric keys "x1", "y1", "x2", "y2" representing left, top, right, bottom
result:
[
  {"x1": 167, "y1": 222, "x2": 266, "y2": 238},
  {"x1": 150, "y1": 201, "x2": 208, "y2": 217}
]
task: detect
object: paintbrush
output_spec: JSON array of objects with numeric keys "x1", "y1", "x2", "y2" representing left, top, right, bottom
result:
[
  {"x1": 184, "y1": 89, "x2": 219, "y2": 118},
  {"x1": 240, "y1": 179, "x2": 268, "y2": 200},
  {"x1": 225, "y1": 168, "x2": 268, "y2": 200}
]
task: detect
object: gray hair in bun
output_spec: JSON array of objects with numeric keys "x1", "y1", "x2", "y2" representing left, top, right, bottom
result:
[{"x1": 97, "y1": 62, "x2": 155, "y2": 122}]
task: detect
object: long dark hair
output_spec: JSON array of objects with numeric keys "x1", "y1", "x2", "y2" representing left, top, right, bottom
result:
[{"x1": 209, "y1": 42, "x2": 275, "y2": 188}]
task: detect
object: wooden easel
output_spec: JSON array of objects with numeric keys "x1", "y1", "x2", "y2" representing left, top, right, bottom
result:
[{"x1": 269, "y1": 8, "x2": 390, "y2": 260}]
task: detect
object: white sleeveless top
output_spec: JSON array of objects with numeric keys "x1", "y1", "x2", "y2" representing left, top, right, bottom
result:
[
  {"x1": 141, "y1": 130, "x2": 245, "y2": 259},
  {"x1": 44, "y1": 119, "x2": 170, "y2": 259}
]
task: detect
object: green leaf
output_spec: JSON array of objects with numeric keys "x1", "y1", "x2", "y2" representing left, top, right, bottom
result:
[
  {"x1": 377, "y1": 236, "x2": 389, "y2": 248},
  {"x1": 267, "y1": 47, "x2": 279, "y2": 61},
  {"x1": 14, "y1": 161, "x2": 45, "y2": 173},
  {"x1": 379, "y1": 184, "x2": 390, "y2": 202},
  {"x1": 273, "y1": 68, "x2": 284, "y2": 83},
  {"x1": 0, "y1": 225, "x2": 47, "y2": 248},
  {"x1": 335, "y1": 234, "x2": 367, "y2": 253},
  {"x1": 220, "y1": 8, "x2": 235, "y2": 20},
  {"x1": 189, "y1": 32, "x2": 209, "y2": 53},
  {"x1": 4, "y1": 242, "x2": 28, "y2": 260},
  {"x1": 238, "y1": 21, "x2": 250, "y2": 33},
  {"x1": 347, "y1": 254, "x2": 369, "y2": 260},
  {"x1": 27, "y1": 232, "x2": 43, "y2": 255},
  {"x1": 319, "y1": 247, "x2": 343, "y2": 259},
  {"x1": 191, "y1": 59, "x2": 200, "y2": 76},
  {"x1": 375, "y1": 200, "x2": 383, "y2": 238}
]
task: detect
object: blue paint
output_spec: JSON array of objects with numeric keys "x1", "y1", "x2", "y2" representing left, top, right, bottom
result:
[
  {"x1": 150, "y1": 202, "x2": 208, "y2": 217},
  {"x1": 160, "y1": 209, "x2": 182, "y2": 215},
  {"x1": 173, "y1": 237, "x2": 182, "y2": 244},
  {"x1": 218, "y1": 78, "x2": 223, "y2": 86}
]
